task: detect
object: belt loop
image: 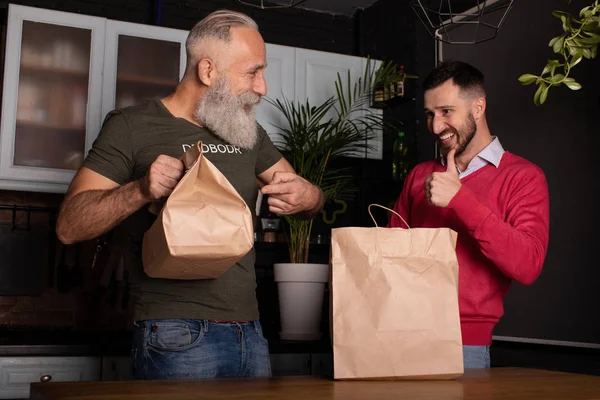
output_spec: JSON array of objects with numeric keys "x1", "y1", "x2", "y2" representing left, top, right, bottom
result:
[
  {"x1": 202, "y1": 319, "x2": 208, "y2": 333},
  {"x1": 253, "y1": 320, "x2": 260, "y2": 334}
]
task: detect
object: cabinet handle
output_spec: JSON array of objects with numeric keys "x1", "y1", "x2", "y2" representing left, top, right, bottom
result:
[{"x1": 40, "y1": 375, "x2": 52, "y2": 383}]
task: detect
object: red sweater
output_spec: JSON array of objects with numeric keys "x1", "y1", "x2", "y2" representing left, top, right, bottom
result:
[{"x1": 388, "y1": 152, "x2": 549, "y2": 345}]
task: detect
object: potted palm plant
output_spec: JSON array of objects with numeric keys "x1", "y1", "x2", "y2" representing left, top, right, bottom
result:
[{"x1": 266, "y1": 59, "x2": 399, "y2": 341}]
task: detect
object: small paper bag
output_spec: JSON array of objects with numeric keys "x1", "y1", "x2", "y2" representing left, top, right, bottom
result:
[{"x1": 142, "y1": 141, "x2": 253, "y2": 279}]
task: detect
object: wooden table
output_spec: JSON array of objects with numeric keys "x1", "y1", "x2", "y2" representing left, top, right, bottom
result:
[{"x1": 29, "y1": 368, "x2": 600, "y2": 400}]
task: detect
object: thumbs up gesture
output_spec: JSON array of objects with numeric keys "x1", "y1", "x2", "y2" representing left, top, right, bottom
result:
[{"x1": 424, "y1": 149, "x2": 462, "y2": 207}]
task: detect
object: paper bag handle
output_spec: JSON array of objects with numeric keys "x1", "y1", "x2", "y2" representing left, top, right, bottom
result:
[
  {"x1": 180, "y1": 141, "x2": 202, "y2": 170},
  {"x1": 368, "y1": 203, "x2": 411, "y2": 229},
  {"x1": 148, "y1": 141, "x2": 203, "y2": 215}
]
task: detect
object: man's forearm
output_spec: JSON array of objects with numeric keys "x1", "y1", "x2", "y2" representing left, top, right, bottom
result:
[
  {"x1": 296, "y1": 185, "x2": 325, "y2": 220},
  {"x1": 56, "y1": 180, "x2": 148, "y2": 244}
]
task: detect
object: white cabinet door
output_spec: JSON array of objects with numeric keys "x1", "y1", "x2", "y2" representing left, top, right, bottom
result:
[
  {"x1": 295, "y1": 49, "x2": 382, "y2": 159},
  {"x1": 101, "y1": 20, "x2": 188, "y2": 120},
  {"x1": 0, "y1": 4, "x2": 105, "y2": 192},
  {"x1": 295, "y1": 48, "x2": 363, "y2": 117},
  {"x1": 0, "y1": 356, "x2": 100, "y2": 399},
  {"x1": 100, "y1": 356, "x2": 134, "y2": 381},
  {"x1": 257, "y1": 43, "x2": 295, "y2": 146}
]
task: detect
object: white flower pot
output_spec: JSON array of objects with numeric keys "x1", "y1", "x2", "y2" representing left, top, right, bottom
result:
[{"x1": 273, "y1": 262, "x2": 329, "y2": 341}]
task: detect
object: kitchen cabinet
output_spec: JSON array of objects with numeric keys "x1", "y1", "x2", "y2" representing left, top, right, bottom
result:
[
  {"x1": 294, "y1": 48, "x2": 383, "y2": 160},
  {"x1": 0, "y1": 4, "x2": 105, "y2": 193},
  {"x1": 0, "y1": 356, "x2": 100, "y2": 399},
  {"x1": 256, "y1": 43, "x2": 296, "y2": 146},
  {"x1": 101, "y1": 20, "x2": 187, "y2": 119},
  {"x1": 0, "y1": 5, "x2": 384, "y2": 195},
  {"x1": 0, "y1": 5, "x2": 187, "y2": 194},
  {"x1": 255, "y1": 46, "x2": 384, "y2": 160},
  {"x1": 100, "y1": 356, "x2": 134, "y2": 381}
]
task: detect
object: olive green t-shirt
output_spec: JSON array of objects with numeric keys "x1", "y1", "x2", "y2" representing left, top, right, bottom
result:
[{"x1": 83, "y1": 98, "x2": 282, "y2": 321}]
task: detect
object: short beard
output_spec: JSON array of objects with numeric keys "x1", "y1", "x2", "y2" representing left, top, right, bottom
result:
[
  {"x1": 193, "y1": 77, "x2": 261, "y2": 150},
  {"x1": 440, "y1": 112, "x2": 477, "y2": 157}
]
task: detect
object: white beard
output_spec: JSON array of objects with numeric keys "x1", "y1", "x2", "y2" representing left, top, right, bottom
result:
[{"x1": 194, "y1": 77, "x2": 261, "y2": 150}]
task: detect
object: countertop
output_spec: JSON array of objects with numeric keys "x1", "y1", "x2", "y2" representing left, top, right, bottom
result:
[{"x1": 29, "y1": 368, "x2": 600, "y2": 400}]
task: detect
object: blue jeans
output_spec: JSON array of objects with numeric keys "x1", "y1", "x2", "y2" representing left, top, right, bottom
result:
[
  {"x1": 132, "y1": 319, "x2": 272, "y2": 379},
  {"x1": 463, "y1": 345, "x2": 491, "y2": 369}
]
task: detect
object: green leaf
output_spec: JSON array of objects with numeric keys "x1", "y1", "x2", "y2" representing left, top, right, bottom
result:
[
  {"x1": 553, "y1": 10, "x2": 571, "y2": 19},
  {"x1": 534, "y1": 83, "x2": 544, "y2": 105},
  {"x1": 549, "y1": 36, "x2": 561, "y2": 47},
  {"x1": 553, "y1": 36, "x2": 565, "y2": 53},
  {"x1": 582, "y1": 48, "x2": 592, "y2": 58},
  {"x1": 570, "y1": 54, "x2": 583, "y2": 67},
  {"x1": 518, "y1": 74, "x2": 538, "y2": 85},
  {"x1": 577, "y1": 35, "x2": 600, "y2": 45},
  {"x1": 542, "y1": 64, "x2": 552, "y2": 75},
  {"x1": 564, "y1": 80, "x2": 582, "y2": 90},
  {"x1": 551, "y1": 73, "x2": 565, "y2": 82},
  {"x1": 580, "y1": 6, "x2": 591, "y2": 18},
  {"x1": 568, "y1": 44, "x2": 579, "y2": 56},
  {"x1": 539, "y1": 85, "x2": 550, "y2": 104},
  {"x1": 582, "y1": 21, "x2": 599, "y2": 31},
  {"x1": 560, "y1": 15, "x2": 568, "y2": 31}
]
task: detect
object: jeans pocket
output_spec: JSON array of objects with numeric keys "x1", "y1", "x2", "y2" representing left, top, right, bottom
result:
[
  {"x1": 253, "y1": 321, "x2": 269, "y2": 343},
  {"x1": 148, "y1": 321, "x2": 204, "y2": 351}
]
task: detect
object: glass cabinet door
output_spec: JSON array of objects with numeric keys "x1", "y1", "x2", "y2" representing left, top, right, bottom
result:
[
  {"x1": 15, "y1": 21, "x2": 91, "y2": 171},
  {"x1": 0, "y1": 4, "x2": 105, "y2": 192},
  {"x1": 102, "y1": 21, "x2": 187, "y2": 117},
  {"x1": 115, "y1": 36, "x2": 181, "y2": 109}
]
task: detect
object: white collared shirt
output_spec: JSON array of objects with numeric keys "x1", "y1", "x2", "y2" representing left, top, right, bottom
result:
[{"x1": 441, "y1": 136, "x2": 505, "y2": 179}]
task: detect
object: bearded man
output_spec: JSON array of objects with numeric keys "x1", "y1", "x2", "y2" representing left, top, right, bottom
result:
[
  {"x1": 387, "y1": 60, "x2": 550, "y2": 369},
  {"x1": 56, "y1": 9, "x2": 324, "y2": 380}
]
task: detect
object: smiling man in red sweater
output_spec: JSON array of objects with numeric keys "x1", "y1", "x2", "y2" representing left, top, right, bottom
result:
[{"x1": 388, "y1": 61, "x2": 550, "y2": 369}]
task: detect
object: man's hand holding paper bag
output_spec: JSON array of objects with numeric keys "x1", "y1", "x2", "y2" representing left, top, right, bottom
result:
[
  {"x1": 138, "y1": 155, "x2": 185, "y2": 202},
  {"x1": 261, "y1": 171, "x2": 324, "y2": 218}
]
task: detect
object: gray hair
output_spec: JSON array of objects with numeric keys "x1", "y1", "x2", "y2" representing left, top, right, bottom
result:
[{"x1": 185, "y1": 9, "x2": 259, "y2": 71}]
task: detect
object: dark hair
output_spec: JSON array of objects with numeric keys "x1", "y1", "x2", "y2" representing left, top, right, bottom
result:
[{"x1": 423, "y1": 60, "x2": 485, "y2": 97}]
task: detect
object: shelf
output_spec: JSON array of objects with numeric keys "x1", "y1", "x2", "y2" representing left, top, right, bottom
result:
[
  {"x1": 17, "y1": 120, "x2": 84, "y2": 131},
  {"x1": 117, "y1": 73, "x2": 177, "y2": 87},
  {"x1": 370, "y1": 95, "x2": 416, "y2": 110},
  {"x1": 20, "y1": 63, "x2": 89, "y2": 78}
]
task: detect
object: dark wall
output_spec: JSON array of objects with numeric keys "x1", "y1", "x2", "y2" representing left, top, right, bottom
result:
[
  {"x1": 360, "y1": 0, "x2": 438, "y2": 163},
  {"x1": 0, "y1": 0, "x2": 356, "y2": 54},
  {"x1": 440, "y1": 0, "x2": 600, "y2": 375},
  {"x1": 350, "y1": 0, "x2": 436, "y2": 227},
  {"x1": 442, "y1": 0, "x2": 600, "y2": 348}
]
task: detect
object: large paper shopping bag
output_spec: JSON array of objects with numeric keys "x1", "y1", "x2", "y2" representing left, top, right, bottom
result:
[{"x1": 331, "y1": 204, "x2": 463, "y2": 380}]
